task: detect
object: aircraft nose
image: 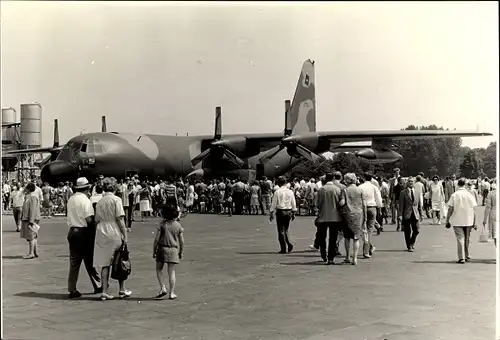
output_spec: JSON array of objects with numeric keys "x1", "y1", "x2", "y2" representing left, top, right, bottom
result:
[{"x1": 41, "y1": 161, "x2": 78, "y2": 185}]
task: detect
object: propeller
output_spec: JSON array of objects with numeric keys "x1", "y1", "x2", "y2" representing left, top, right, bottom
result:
[
  {"x1": 102, "y1": 116, "x2": 107, "y2": 132},
  {"x1": 190, "y1": 107, "x2": 245, "y2": 167},
  {"x1": 259, "y1": 100, "x2": 321, "y2": 164}
]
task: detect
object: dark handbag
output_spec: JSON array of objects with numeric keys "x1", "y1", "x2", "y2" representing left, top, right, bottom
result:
[
  {"x1": 111, "y1": 242, "x2": 132, "y2": 281},
  {"x1": 339, "y1": 189, "x2": 350, "y2": 216}
]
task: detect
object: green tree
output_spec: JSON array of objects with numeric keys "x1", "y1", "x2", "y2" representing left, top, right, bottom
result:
[
  {"x1": 288, "y1": 156, "x2": 333, "y2": 179},
  {"x1": 459, "y1": 149, "x2": 483, "y2": 178},
  {"x1": 394, "y1": 125, "x2": 462, "y2": 177},
  {"x1": 482, "y1": 142, "x2": 497, "y2": 178},
  {"x1": 330, "y1": 152, "x2": 362, "y2": 174}
]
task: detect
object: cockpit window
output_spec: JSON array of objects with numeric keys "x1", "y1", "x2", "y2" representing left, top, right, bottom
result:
[
  {"x1": 79, "y1": 138, "x2": 102, "y2": 155},
  {"x1": 56, "y1": 137, "x2": 103, "y2": 161}
]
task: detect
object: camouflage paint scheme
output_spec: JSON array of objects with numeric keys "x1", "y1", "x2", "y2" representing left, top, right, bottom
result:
[
  {"x1": 38, "y1": 59, "x2": 321, "y2": 184},
  {"x1": 4, "y1": 59, "x2": 492, "y2": 184}
]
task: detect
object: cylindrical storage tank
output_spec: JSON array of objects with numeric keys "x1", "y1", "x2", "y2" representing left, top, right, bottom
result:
[
  {"x1": 2, "y1": 107, "x2": 18, "y2": 143},
  {"x1": 20, "y1": 103, "x2": 42, "y2": 148}
]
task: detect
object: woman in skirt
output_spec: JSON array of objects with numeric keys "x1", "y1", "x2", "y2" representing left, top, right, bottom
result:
[
  {"x1": 139, "y1": 183, "x2": 152, "y2": 222},
  {"x1": 20, "y1": 182, "x2": 41, "y2": 259},
  {"x1": 153, "y1": 203, "x2": 184, "y2": 300}
]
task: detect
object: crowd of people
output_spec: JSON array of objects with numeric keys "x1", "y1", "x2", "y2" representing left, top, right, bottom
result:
[{"x1": 1, "y1": 168, "x2": 497, "y2": 299}]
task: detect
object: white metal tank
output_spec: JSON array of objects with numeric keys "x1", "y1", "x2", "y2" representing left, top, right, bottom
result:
[
  {"x1": 20, "y1": 103, "x2": 42, "y2": 147},
  {"x1": 1, "y1": 107, "x2": 18, "y2": 143}
]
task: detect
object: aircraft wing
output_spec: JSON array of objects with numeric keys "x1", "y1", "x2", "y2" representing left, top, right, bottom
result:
[
  {"x1": 244, "y1": 130, "x2": 492, "y2": 152},
  {"x1": 2, "y1": 146, "x2": 63, "y2": 156},
  {"x1": 316, "y1": 130, "x2": 493, "y2": 143}
]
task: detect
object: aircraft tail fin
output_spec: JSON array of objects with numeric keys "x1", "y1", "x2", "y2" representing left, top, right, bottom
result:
[
  {"x1": 214, "y1": 106, "x2": 222, "y2": 139},
  {"x1": 102, "y1": 116, "x2": 107, "y2": 132},
  {"x1": 289, "y1": 59, "x2": 316, "y2": 134},
  {"x1": 53, "y1": 119, "x2": 59, "y2": 147}
]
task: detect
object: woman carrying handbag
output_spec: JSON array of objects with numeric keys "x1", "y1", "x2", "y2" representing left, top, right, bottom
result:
[{"x1": 94, "y1": 177, "x2": 132, "y2": 301}]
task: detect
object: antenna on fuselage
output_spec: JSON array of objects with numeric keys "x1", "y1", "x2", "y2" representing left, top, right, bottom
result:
[
  {"x1": 53, "y1": 119, "x2": 59, "y2": 147},
  {"x1": 284, "y1": 99, "x2": 292, "y2": 137},
  {"x1": 102, "y1": 116, "x2": 107, "y2": 132}
]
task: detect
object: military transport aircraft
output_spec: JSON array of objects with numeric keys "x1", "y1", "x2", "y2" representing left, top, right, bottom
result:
[{"x1": 3, "y1": 59, "x2": 492, "y2": 185}]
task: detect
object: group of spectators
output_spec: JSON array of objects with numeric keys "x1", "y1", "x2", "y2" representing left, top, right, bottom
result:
[{"x1": 268, "y1": 169, "x2": 497, "y2": 265}]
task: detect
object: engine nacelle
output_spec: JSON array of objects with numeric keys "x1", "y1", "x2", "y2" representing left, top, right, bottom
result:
[
  {"x1": 286, "y1": 144, "x2": 300, "y2": 158},
  {"x1": 212, "y1": 137, "x2": 262, "y2": 158},
  {"x1": 213, "y1": 137, "x2": 246, "y2": 153},
  {"x1": 355, "y1": 148, "x2": 403, "y2": 163},
  {"x1": 282, "y1": 133, "x2": 320, "y2": 158}
]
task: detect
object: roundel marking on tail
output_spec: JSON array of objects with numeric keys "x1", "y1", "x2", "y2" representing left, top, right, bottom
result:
[{"x1": 303, "y1": 73, "x2": 310, "y2": 88}]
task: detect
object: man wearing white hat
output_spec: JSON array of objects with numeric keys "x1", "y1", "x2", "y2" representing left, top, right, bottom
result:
[{"x1": 66, "y1": 177, "x2": 102, "y2": 298}]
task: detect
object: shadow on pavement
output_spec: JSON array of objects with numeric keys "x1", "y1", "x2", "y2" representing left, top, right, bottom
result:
[
  {"x1": 236, "y1": 251, "x2": 280, "y2": 255},
  {"x1": 374, "y1": 249, "x2": 407, "y2": 252},
  {"x1": 280, "y1": 261, "x2": 331, "y2": 266},
  {"x1": 285, "y1": 254, "x2": 321, "y2": 258},
  {"x1": 412, "y1": 259, "x2": 496, "y2": 265},
  {"x1": 237, "y1": 250, "x2": 317, "y2": 255},
  {"x1": 14, "y1": 292, "x2": 161, "y2": 301},
  {"x1": 2, "y1": 255, "x2": 25, "y2": 259},
  {"x1": 467, "y1": 259, "x2": 496, "y2": 264},
  {"x1": 15, "y1": 292, "x2": 97, "y2": 301}
]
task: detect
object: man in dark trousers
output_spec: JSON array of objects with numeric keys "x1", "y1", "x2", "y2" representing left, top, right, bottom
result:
[
  {"x1": 315, "y1": 172, "x2": 343, "y2": 264},
  {"x1": 66, "y1": 177, "x2": 102, "y2": 298},
  {"x1": 398, "y1": 177, "x2": 423, "y2": 252},
  {"x1": 269, "y1": 176, "x2": 297, "y2": 254}
]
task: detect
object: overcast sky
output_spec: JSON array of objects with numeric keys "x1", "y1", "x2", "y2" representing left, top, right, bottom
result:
[{"x1": 2, "y1": 1, "x2": 498, "y2": 149}]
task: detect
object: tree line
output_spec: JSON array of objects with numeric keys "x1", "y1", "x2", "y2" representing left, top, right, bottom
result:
[{"x1": 289, "y1": 125, "x2": 497, "y2": 180}]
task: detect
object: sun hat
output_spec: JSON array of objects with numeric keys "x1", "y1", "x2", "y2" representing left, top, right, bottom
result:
[{"x1": 74, "y1": 177, "x2": 91, "y2": 189}]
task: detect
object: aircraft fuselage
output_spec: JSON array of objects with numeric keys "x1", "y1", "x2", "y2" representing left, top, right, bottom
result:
[{"x1": 40, "y1": 132, "x2": 320, "y2": 184}]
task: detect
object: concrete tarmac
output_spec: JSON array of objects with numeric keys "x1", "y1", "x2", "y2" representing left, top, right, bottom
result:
[{"x1": 1, "y1": 210, "x2": 496, "y2": 340}]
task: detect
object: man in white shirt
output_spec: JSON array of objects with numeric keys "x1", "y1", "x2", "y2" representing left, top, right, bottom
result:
[
  {"x1": 66, "y1": 177, "x2": 102, "y2": 298},
  {"x1": 3, "y1": 180, "x2": 11, "y2": 211},
  {"x1": 482, "y1": 178, "x2": 491, "y2": 206},
  {"x1": 413, "y1": 175, "x2": 425, "y2": 211},
  {"x1": 293, "y1": 178, "x2": 301, "y2": 193},
  {"x1": 11, "y1": 183, "x2": 25, "y2": 232},
  {"x1": 445, "y1": 178, "x2": 478, "y2": 263},
  {"x1": 358, "y1": 173, "x2": 383, "y2": 258},
  {"x1": 270, "y1": 176, "x2": 297, "y2": 254},
  {"x1": 300, "y1": 178, "x2": 306, "y2": 189},
  {"x1": 306, "y1": 179, "x2": 318, "y2": 216}
]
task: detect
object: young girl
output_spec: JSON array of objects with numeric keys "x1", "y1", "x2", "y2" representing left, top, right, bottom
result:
[{"x1": 153, "y1": 203, "x2": 184, "y2": 299}]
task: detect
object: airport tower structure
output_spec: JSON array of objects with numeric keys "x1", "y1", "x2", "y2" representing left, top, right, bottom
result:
[
  {"x1": 1, "y1": 107, "x2": 21, "y2": 181},
  {"x1": 18, "y1": 103, "x2": 44, "y2": 181}
]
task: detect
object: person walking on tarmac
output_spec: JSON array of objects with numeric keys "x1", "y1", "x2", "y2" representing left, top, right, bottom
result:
[{"x1": 269, "y1": 176, "x2": 297, "y2": 254}]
